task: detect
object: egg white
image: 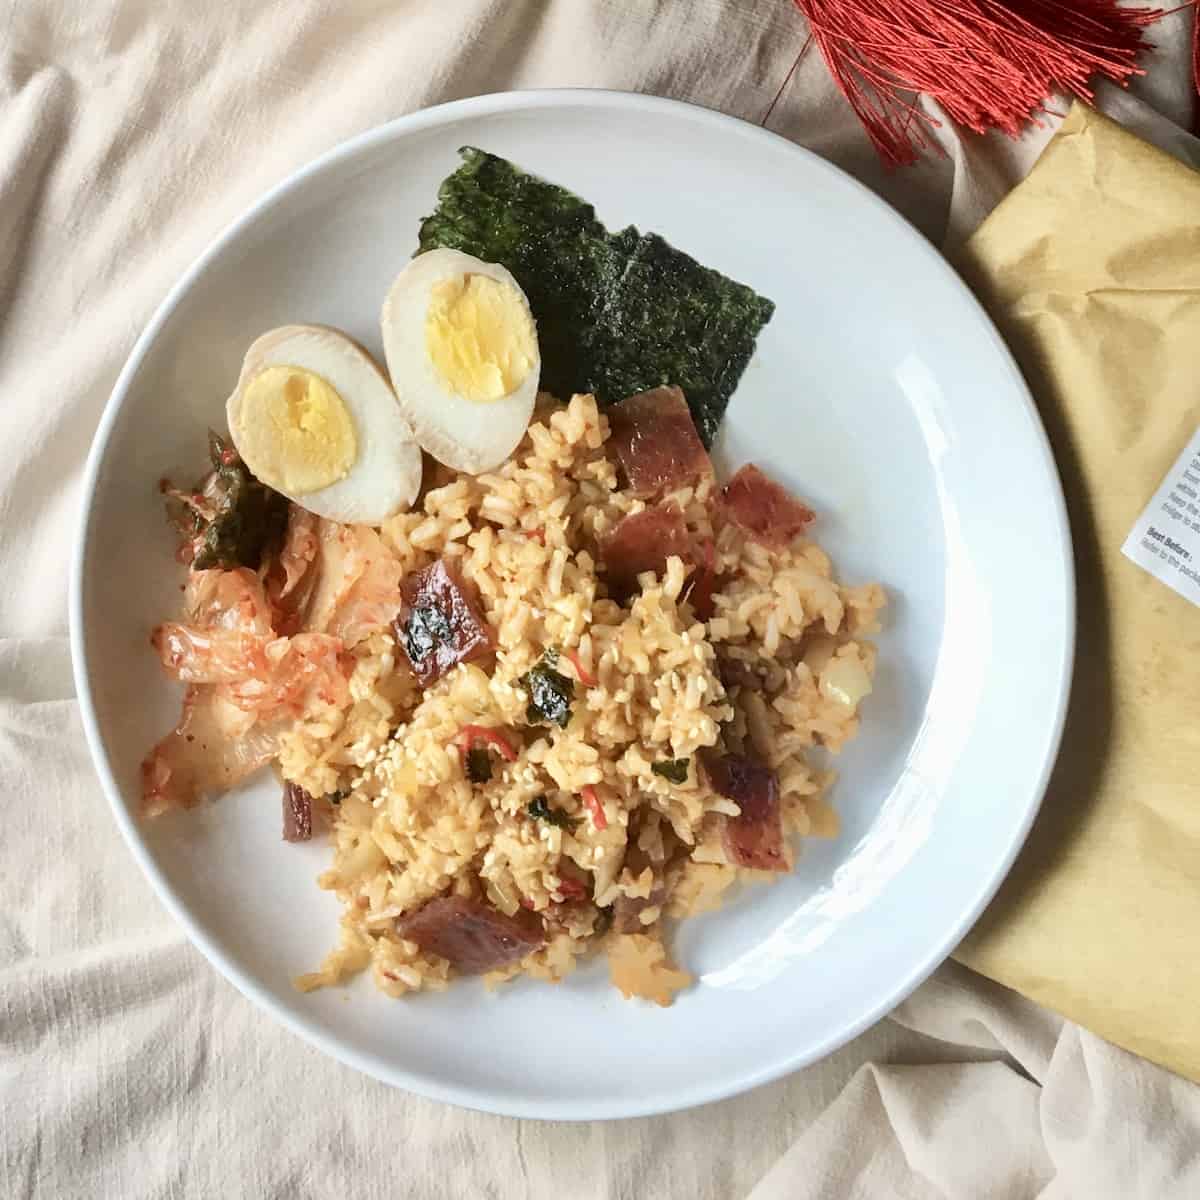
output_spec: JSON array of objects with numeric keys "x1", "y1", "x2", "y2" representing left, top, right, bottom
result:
[
  {"x1": 226, "y1": 324, "x2": 422, "y2": 525},
  {"x1": 380, "y1": 248, "x2": 540, "y2": 475}
]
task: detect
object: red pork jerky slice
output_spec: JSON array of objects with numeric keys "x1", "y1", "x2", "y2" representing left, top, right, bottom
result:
[
  {"x1": 721, "y1": 463, "x2": 815, "y2": 550},
  {"x1": 703, "y1": 752, "x2": 787, "y2": 872},
  {"x1": 607, "y1": 386, "x2": 713, "y2": 498},
  {"x1": 393, "y1": 559, "x2": 494, "y2": 686},
  {"x1": 396, "y1": 896, "x2": 545, "y2": 973},
  {"x1": 685, "y1": 536, "x2": 720, "y2": 621},
  {"x1": 601, "y1": 503, "x2": 691, "y2": 594},
  {"x1": 612, "y1": 842, "x2": 668, "y2": 933},
  {"x1": 282, "y1": 782, "x2": 315, "y2": 842}
]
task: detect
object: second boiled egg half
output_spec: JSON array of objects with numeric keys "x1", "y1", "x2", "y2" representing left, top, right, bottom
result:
[{"x1": 381, "y1": 248, "x2": 540, "y2": 474}]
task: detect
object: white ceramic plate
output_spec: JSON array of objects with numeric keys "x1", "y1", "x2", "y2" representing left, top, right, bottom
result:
[{"x1": 70, "y1": 90, "x2": 1074, "y2": 1120}]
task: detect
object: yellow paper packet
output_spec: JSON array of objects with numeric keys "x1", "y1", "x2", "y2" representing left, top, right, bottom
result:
[{"x1": 953, "y1": 103, "x2": 1200, "y2": 1079}]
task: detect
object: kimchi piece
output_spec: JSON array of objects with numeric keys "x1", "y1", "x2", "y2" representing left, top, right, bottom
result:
[
  {"x1": 141, "y1": 687, "x2": 288, "y2": 818},
  {"x1": 606, "y1": 385, "x2": 713, "y2": 499},
  {"x1": 161, "y1": 431, "x2": 287, "y2": 570},
  {"x1": 142, "y1": 566, "x2": 349, "y2": 815},
  {"x1": 393, "y1": 559, "x2": 494, "y2": 686},
  {"x1": 267, "y1": 505, "x2": 320, "y2": 635},
  {"x1": 303, "y1": 520, "x2": 404, "y2": 648}
]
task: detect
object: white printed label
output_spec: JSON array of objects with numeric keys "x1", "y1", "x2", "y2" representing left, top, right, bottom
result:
[{"x1": 1121, "y1": 425, "x2": 1200, "y2": 607}]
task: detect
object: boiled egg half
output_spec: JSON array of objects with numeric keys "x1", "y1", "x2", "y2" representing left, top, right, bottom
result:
[
  {"x1": 226, "y1": 325, "x2": 422, "y2": 524},
  {"x1": 381, "y1": 248, "x2": 540, "y2": 474}
]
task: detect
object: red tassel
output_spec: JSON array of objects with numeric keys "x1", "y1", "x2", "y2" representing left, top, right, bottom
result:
[
  {"x1": 1193, "y1": 2, "x2": 1200, "y2": 132},
  {"x1": 791, "y1": 0, "x2": 1190, "y2": 165}
]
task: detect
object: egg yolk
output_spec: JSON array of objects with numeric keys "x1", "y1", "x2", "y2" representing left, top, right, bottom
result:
[
  {"x1": 237, "y1": 366, "x2": 357, "y2": 495},
  {"x1": 425, "y1": 274, "x2": 537, "y2": 403}
]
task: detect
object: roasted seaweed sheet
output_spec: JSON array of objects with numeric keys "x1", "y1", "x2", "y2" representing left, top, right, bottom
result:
[{"x1": 417, "y1": 148, "x2": 774, "y2": 444}]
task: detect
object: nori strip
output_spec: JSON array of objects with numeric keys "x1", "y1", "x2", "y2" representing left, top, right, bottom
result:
[
  {"x1": 417, "y1": 148, "x2": 774, "y2": 445},
  {"x1": 586, "y1": 233, "x2": 774, "y2": 445}
]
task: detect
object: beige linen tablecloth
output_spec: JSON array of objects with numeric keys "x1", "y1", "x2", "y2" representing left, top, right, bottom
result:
[{"x1": 3, "y1": 3, "x2": 1199, "y2": 1197}]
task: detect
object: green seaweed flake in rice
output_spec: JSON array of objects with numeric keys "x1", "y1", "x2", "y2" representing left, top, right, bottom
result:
[
  {"x1": 651, "y1": 758, "x2": 690, "y2": 785},
  {"x1": 417, "y1": 147, "x2": 775, "y2": 445},
  {"x1": 527, "y1": 796, "x2": 576, "y2": 831},
  {"x1": 520, "y1": 653, "x2": 574, "y2": 729},
  {"x1": 465, "y1": 747, "x2": 493, "y2": 784}
]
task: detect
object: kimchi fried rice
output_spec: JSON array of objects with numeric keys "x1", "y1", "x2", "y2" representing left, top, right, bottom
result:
[{"x1": 144, "y1": 390, "x2": 885, "y2": 1007}]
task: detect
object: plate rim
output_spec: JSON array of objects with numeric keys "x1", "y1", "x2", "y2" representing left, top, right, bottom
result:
[{"x1": 68, "y1": 87, "x2": 1076, "y2": 1120}]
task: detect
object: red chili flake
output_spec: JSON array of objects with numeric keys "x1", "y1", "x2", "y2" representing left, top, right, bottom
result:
[
  {"x1": 564, "y1": 649, "x2": 597, "y2": 688},
  {"x1": 556, "y1": 877, "x2": 587, "y2": 900},
  {"x1": 580, "y1": 784, "x2": 607, "y2": 831},
  {"x1": 525, "y1": 527, "x2": 547, "y2": 545},
  {"x1": 519, "y1": 897, "x2": 536, "y2": 910},
  {"x1": 454, "y1": 725, "x2": 519, "y2": 762}
]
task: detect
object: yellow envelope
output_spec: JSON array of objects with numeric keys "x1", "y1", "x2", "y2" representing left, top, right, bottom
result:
[{"x1": 953, "y1": 103, "x2": 1200, "y2": 1079}]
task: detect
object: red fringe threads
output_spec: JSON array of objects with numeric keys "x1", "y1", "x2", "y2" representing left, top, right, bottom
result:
[
  {"x1": 1194, "y1": 1, "x2": 1200, "y2": 129},
  {"x1": 790, "y1": 0, "x2": 1200, "y2": 165}
]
